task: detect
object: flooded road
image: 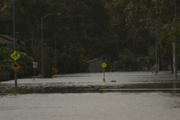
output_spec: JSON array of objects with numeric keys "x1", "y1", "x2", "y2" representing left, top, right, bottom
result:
[
  {"x1": 2, "y1": 71, "x2": 178, "y2": 86},
  {"x1": 0, "y1": 93, "x2": 180, "y2": 120},
  {"x1": 0, "y1": 72, "x2": 180, "y2": 120},
  {"x1": 1, "y1": 72, "x2": 179, "y2": 94}
]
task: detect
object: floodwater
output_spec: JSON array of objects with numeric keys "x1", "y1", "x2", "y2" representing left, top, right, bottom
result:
[
  {"x1": 3, "y1": 71, "x2": 177, "y2": 86},
  {"x1": 0, "y1": 93, "x2": 180, "y2": 120},
  {"x1": 0, "y1": 72, "x2": 179, "y2": 120}
]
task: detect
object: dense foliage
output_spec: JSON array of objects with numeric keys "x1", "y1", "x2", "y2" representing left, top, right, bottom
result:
[{"x1": 0, "y1": 0, "x2": 179, "y2": 77}]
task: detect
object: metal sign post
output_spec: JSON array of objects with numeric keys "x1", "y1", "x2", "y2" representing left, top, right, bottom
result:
[
  {"x1": 11, "y1": 62, "x2": 20, "y2": 88},
  {"x1": 101, "y1": 62, "x2": 107, "y2": 83},
  {"x1": 103, "y1": 68, "x2": 106, "y2": 82},
  {"x1": 10, "y1": 50, "x2": 21, "y2": 89},
  {"x1": 32, "y1": 61, "x2": 38, "y2": 80},
  {"x1": 14, "y1": 71, "x2": 17, "y2": 88}
]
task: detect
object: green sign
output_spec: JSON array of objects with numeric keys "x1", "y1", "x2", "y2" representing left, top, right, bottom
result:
[
  {"x1": 101, "y1": 62, "x2": 107, "y2": 69},
  {"x1": 10, "y1": 51, "x2": 20, "y2": 61}
]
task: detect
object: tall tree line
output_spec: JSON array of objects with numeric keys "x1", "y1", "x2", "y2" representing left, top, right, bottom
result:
[{"x1": 0, "y1": 0, "x2": 179, "y2": 76}]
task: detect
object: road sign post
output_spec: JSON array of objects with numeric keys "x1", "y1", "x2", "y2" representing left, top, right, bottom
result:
[
  {"x1": 101, "y1": 62, "x2": 107, "y2": 82},
  {"x1": 103, "y1": 68, "x2": 105, "y2": 82},
  {"x1": 11, "y1": 62, "x2": 20, "y2": 88},
  {"x1": 10, "y1": 50, "x2": 21, "y2": 89},
  {"x1": 14, "y1": 71, "x2": 17, "y2": 88},
  {"x1": 32, "y1": 61, "x2": 38, "y2": 80}
]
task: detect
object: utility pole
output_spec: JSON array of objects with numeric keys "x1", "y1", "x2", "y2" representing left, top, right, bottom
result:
[
  {"x1": 52, "y1": 33, "x2": 57, "y2": 75},
  {"x1": 12, "y1": 0, "x2": 17, "y2": 88},
  {"x1": 40, "y1": 16, "x2": 44, "y2": 77},
  {"x1": 172, "y1": 0, "x2": 177, "y2": 80},
  {"x1": 40, "y1": 12, "x2": 61, "y2": 77},
  {"x1": 155, "y1": 0, "x2": 160, "y2": 74},
  {"x1": 172, "y1": 42, "x2": 177, "y2": 79}
]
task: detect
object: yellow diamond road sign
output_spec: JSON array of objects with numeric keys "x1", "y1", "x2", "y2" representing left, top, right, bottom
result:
[
  {"x1": 10, "y1": 51, "x2": 20, "y2": 61},
  {"x1": 101, "y1": 62, "x2": 107, "y2": 69}
]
